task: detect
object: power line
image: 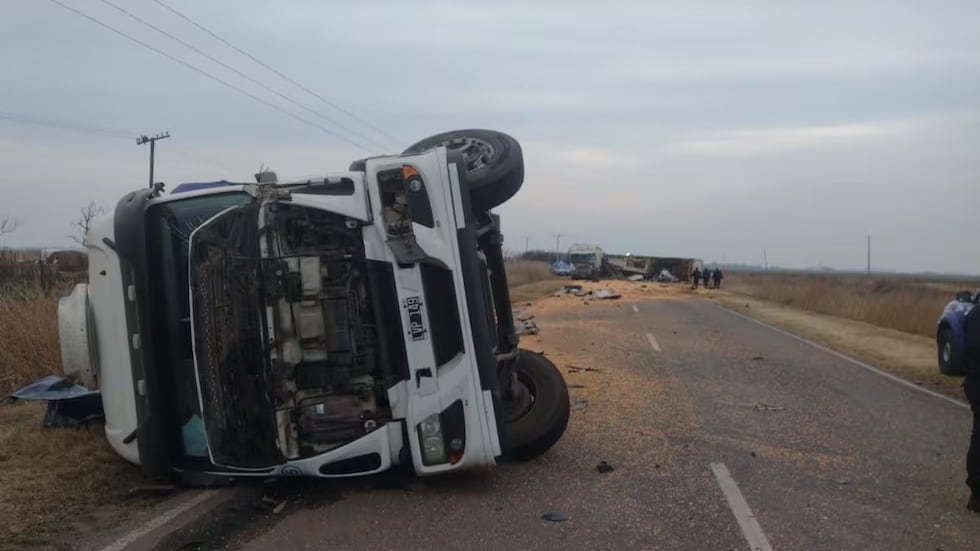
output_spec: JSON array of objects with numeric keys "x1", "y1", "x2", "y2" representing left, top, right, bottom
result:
[
  {"x1": 149, "y1": 0, "x2": 402, "y2": 148},
  {"x1": 0, "y1": 111, "x2": 135, "y2": 139},
  {"x1": 0, "y1": 110, "x2": 234, "y2": 174},
  {"x1": 44, "y1": 0, "x2": 372, "y2": 152},
  {"x1": 96, "y1": 0, "x2": 390, "y2": 152}
]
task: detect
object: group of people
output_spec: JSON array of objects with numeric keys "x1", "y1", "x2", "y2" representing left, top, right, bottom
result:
[{"x1": 691, "y1": 267, "x2": 723, "y2": 289}]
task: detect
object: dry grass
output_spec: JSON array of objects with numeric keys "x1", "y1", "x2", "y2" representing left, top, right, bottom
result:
[
  {"x1": 0, "y1": 292, "x2": 62, "y2": 395},
  {"x1": 725, "y1": 273, "x2": 980, "y2": 338},
  {"x1": 505, "y1": 260, "x2": 553, "y2": 287},
  {"x1": 506, "y1": 261, "x2": 565, "y2": 304},
  {"x1": 0, "y1": 278, "x2": 152, "y2": 549},
  {"x1": 0, "y1": 403, "x2": 150, "y2": 550}
]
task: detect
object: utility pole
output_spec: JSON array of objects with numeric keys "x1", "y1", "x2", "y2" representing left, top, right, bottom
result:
[
  {"x1": 867, "y1": 235, "x2": 871, "y2": 275},
  {"x1": 525, "y1": 236, "x2": 530, "y2": 258},
  {"x1": 137, "y1": 131, "x2": 170, "y2": 188},
  {"x1": 552, "y1": 233, "x2": 564, "y2": 262},
  {"x1": 763, "y1": 248, "x2": 768, "y2": 272}
]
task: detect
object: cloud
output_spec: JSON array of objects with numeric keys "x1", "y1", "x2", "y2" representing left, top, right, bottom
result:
[
  {"x1": 661, "y1": 112, "x2": 980, "y2": 157},
  {"x1": 550, "y1": 147, "x2": 638, "y2": 167}
]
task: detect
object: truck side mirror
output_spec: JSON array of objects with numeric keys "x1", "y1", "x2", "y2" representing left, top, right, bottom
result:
[{"x1": 955, "y1": 290, "x2": 972, "y2": 302}]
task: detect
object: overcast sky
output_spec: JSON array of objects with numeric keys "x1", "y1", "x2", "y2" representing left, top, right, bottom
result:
[{"x1": 1, "y1": 0, "x2": 978, "y2": 273}]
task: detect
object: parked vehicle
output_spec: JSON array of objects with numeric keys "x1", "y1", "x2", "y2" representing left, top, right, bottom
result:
[
  {"x1": 568, "y1": 243, "x2": 604, "y2": 280},
  {"x1": 57, "y1": 129, "x2": 570, "y2": 482},
  {"x1": 937, "y1": 290, "x2": 979, "y2": 375},
  {"x1": 551, "y1": 259, "x2": 573, "y2": 276}
]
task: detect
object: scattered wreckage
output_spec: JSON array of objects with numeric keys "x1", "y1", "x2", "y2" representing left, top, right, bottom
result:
[
  {"x1": 56, "y1": 129, "x2": 570, "y2": 481},
  {"x1": 554, "y1": 284, "x2": 621, "y2": 300}
]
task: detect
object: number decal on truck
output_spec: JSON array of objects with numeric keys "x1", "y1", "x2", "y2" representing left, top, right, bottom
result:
[{"x1": 405, "y1": 296, "x2": 427, "y2": 341}]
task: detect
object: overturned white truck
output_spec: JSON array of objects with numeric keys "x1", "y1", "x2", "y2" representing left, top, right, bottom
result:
[{"x1": 57, "y1": 130, "x2": 569, "y2": 482}]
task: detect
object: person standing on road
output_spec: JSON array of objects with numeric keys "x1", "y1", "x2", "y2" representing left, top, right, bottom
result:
[
  {"x1": 713, "y1": 268, "x2": 724, "y2": 289},
  {"x1": 691, "y1": 267, "x2": 702, "y2": 289},
  {"x1": 964, "y1": 301, "x2": 980, "y2": 513}
]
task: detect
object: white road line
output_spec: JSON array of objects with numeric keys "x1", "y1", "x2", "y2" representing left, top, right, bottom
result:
[
  {"x1": 646, "y1": 332, "x2": 662, "y2": 352},
  {"x1": 632, "y1": 304, "x2": 640, "y2": 313},
  {"x1": 711, "y1": 462, "x2": 774, "y2": 551},
  {"x1": 715, "y1": 304, "x2": 969, "y2": 410},
  {"x1": 98, "y1": 491, "x2": 217, "y2": 551}
]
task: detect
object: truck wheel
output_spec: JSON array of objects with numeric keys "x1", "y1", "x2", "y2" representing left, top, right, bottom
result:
[
  {"x1": 403, "y1": 129, "x2": 524, "y2": 211},
  {"x1": 502, "y1": 349, "x2": 570, "y2": 460},
  {"x1": 938, "y1": 328, "x2": 964, "y2": 376}
]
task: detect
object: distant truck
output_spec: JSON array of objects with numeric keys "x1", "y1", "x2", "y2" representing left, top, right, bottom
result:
[{"x1": 567, "y1": 243, "x2": 605, "y2": 280}]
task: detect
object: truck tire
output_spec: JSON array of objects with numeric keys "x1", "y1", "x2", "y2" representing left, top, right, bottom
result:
[
  {"x1": 938, "y1": 328, "x2": 964, "y2": 376},
  {"x1": 403, "y1": 129, "x2": 524, "y2": 211},
  {"x1": 503, "y1": 349, "x2": 570, "y2": 460}
]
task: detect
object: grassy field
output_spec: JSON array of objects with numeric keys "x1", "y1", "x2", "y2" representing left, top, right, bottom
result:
[
  {"x1": 0, "y1": 264, "x2": 152, "y2": 550},
  {"x1": 505, "y1": 260, "x2": 565, "y2": 303},
  {"x1": 0, "y1": 291, "x2": 62, "y2": 396},
  {"x1": 724, "y1": 272, "x2": 980, "y2": 338}
]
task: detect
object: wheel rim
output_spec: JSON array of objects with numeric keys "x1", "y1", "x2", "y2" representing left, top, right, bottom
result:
[
  {"x1": 502, "y1": 370, "x2": 536, "y2": 423},
  {"x1": 942, "y1": 341, "x2": 951, "y2": 363},
  {"x1": 434, "y1": 137, "x2": 495, "y2": 172}
]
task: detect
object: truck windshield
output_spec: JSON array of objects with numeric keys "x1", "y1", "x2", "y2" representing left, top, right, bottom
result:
[
  {"x1": 145, "y1": 191, "x2": 253, "y2": 461},
  {"x1": 569, "y1": 254, "x2": 594, "y2": 265}
]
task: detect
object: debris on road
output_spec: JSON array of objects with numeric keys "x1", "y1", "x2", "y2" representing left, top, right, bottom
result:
[
  {"x1": 517, "y1": 311, "x2": 534, "y2": 322},
  {"x1": 563, "y1": 284, "x2": 583, "y2": 293},
  {"x1": 541, "y1": 511, "x2": 569, "y2": 522},
  {"x1": 567, "y1": 383, "x2": 585, "y2": 388},
  {"x1": 10, "y1": 375, "x2": 104, "y2": 427},
  {"x1": 518, "y1": 319, "x2": 540, "y2": 336},
  {"x1": 627, "y1": 274, "x2": 645, "y2": 282},
  {"x1": 571, "y1": 399, "x2": 589, "y2": 411},
  {"x1": 272, "y1": 501, "x2": 286, "y2": 515},
  {"x1": 594, "y1": 288, "x2": 622, "y2": 299},
  {"x1": 567, "y1": 365, "x2": 602, "y2": 373},
  {"x1": 751, "y1": 356, "x2": 765, "y2": 361},
  {"x1": 753, "y1": 403, "x2": 786, "y2": 412},
  {"x1": 834, "y1": 479, "x2": 850, "y2": 485},
  {"x1": 596, "y1": 461, "x2": 615, "y2": 474}
]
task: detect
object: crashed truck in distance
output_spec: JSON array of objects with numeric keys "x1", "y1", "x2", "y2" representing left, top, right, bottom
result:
[
  {"x1": 567, "y1": 243, "x2": 605, "y2": 281},
  {"x1": 606, "y1": 254, "x2": 703, "y2": 282},
  {"x1": 57, "y1": 129, "x2": 570, "y2": 481}
]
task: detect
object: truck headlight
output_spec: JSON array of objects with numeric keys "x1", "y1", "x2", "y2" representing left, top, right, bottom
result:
[
  {"x1": 418, "y1": 413, "x2": 446, "y2": 465},
  {"x1": 416, "y1": 400, "x2": 466, "y2": 466}
]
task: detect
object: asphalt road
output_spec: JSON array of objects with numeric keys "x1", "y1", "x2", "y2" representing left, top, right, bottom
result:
[{"x1": 162, "y1": 295, "x2": 980, "y2": 551}]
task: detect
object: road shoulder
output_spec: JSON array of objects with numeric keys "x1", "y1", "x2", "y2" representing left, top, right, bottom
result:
[{"x1": 711, "y1": 292, "x2": 962, "y2": 398}]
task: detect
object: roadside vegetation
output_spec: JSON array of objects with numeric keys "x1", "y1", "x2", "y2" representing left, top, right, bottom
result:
[
  {"x1": 0, "y1": 250, "x2": 151, "y2": 550},
  {"x1": 505, "y1": 260, "x2": 564, "y2": 303},
  {"x1": 724, "y1": 272, "x2": 980, "y2": 338}
]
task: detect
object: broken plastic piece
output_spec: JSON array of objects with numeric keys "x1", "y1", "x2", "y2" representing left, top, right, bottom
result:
[{"x1": 541, "y1": 511, "x2": 568, "y2": 522}]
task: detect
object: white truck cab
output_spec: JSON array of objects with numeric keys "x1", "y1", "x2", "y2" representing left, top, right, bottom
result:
[{"x1": 58, "y1": 130, "x2": 569, "y2": 481}]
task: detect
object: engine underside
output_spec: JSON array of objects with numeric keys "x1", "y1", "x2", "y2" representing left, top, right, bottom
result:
[{"x1": 261, "y1": 203, "x2": 393, "y2": 459}]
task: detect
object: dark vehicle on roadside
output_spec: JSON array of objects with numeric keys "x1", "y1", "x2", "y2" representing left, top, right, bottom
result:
[{"x1": 937, "y1": 290, "x2": 979, "y2": 375}]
